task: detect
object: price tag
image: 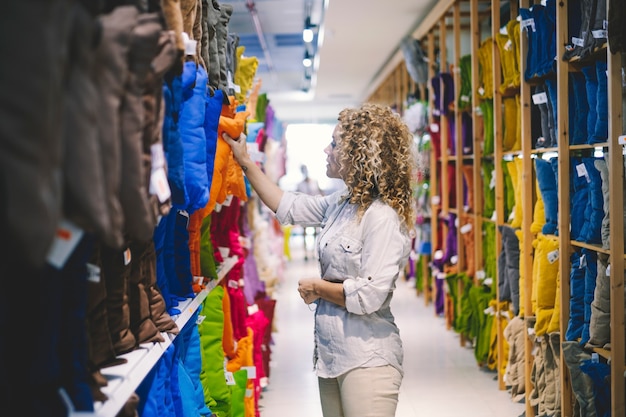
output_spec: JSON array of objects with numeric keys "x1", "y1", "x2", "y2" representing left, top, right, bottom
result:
[
  {"x1": 532, "y1": 92, "x2": 548, "y2": 105},
  {"x1": 547, "y1": 249, "x2": 559, "y2": 264},
  {"x1": 86, "y1": 263, "x2": 101, "y2": 283},
  {"x1": 460, "y1": 223, "x2": 472, "y2": 234},
  {"x1": 225, "y1": 371, "x2": 236, "y2": 385},
  {"x1": 46, "y1": 219, "x2": 84, "y2": 269},
  {"x1": 521, "y1": 18, "x2": 536, "y2": 32},
  {"x1": 592, "y1": 30, "x2": 607, "y2": 39},
  {"x1": 241, "y1": 366, "x2": 257, "y2": 379},
  {"x1": 247, "y1": 304, "x2": 259, "y2": 315},
  {"x1": 576, "y1": 163, "x2": 591, "y2": 183}
]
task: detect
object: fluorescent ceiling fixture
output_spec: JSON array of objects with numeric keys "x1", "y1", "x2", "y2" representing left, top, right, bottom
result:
[{"x1": 303, "y1": 28, "x2": 314, "y2": 43}]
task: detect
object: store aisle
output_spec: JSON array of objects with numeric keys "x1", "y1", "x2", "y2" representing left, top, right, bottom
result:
[{"x1": 258, "y1": 234, "x2": 526, "y2": 417}]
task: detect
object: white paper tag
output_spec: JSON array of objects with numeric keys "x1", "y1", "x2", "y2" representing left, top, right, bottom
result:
[
  {"x1": 592, "y1": 29, "x2": 607, "y2": 39},
  {"x1": 547, "y1": 249, "x2": 559, "y2": 264},
  {"x1": 241, "y1": 366, "x2": 256, "y2": 379},
  {"x1": 225, "y1": 371, "x2": 236, "y2": 385},
  {"x1": 86, "y1": 263, "x2": 101, "y2": 283},
  {"x1": 532, "y1": 92, "x2": 548, "y2": 105},
  {"x1": 489, "y1": 170, "x2": 496, "y2": 190},
  {"x1": 450, "y1": 255, "x2": 458, "y2": 265},
  {"x1": 151, "y1": 143, "x2": 166, "y2": 169},
  {"x1": 605, "y1": 264, "x2": 611, "y2": 276},
  {"x1": 478, "y1": 87, "x2": 485, "y2": 96},
  {"x1": 150, "y1": 167, "x2": 172, "y2": 203},
  {"x1": 196, "y1": 314, "x2": 206, "y2": 325},
  {"x1": 430, "y1": 123, "x2": 439, "y2": 133},
  {"x1": 521, "y1": 18, "x2": 536, "y2": 32},
  {"x1": 618, "y1": 135, "x2": 626, "y2": 145},
  {"x1": 576, "y1": 163, "x2": 591, "y2": 183},
  {"x1": 460, "y1": 223, "x2": 472, "y2": 234},
  {"x1": 228, "y1": 279, "x2": 239, "y2": 289},
  {"x1": 572, "y1": 36, "x2": 584, "y2": 47},
  {"x1": 123, "y1": 248, "x2": 132, "y2": 266},
  {"x1": 222, "y1": 194, "x2": 234, "y2": 207},
  {"x1": 46, "y1": 219, "x2": 84, "y2": 269},
  {"x1": 580, "y1": 254, "x2": 587, "y2": 269},
  {"x1": 431, "y1": 195, "x2": 441, "y2": 205},
  {"x1": 247, "y1": 304, "x2": 259, "y2": 315},
  {"x1": 476, "y1": 270, "x2": 486, "y2": 280},
  {"x1": 434, "y1": 250, "x2": 444, "y2": 260}
]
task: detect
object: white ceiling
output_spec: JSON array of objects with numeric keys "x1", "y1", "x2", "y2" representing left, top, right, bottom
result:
[{"x1": 221, "y1": 0, "x2": 439, "y2": 124}]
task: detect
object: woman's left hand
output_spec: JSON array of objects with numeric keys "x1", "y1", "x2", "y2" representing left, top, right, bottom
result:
[{"x1": 298, "y1": 278, "x2": 321, "y2": 304}]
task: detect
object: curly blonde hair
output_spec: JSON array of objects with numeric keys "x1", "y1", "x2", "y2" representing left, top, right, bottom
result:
[{"x1": 336, "y1": 102, "x2": 416, "y2": 231}]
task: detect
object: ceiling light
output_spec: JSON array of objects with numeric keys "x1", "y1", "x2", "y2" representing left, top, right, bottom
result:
[
  {"x1": 303, "y1": 50, "x2": 312, "y2": 68},
  {"x1": 303, "y1": 16, "x2": 317, "y2": 43},
  {"x1": 303, "y1": 28, "x2": 314, "y2": 43}
]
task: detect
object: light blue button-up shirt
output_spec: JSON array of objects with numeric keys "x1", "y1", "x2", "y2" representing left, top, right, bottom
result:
[{"x1": 276, "y1": 186, "x2": 411, "y2": 378}]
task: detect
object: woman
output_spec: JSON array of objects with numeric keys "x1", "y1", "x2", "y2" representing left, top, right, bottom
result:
[{"x1": 224, "y1": 102, "x2": 416, "y2": 417}]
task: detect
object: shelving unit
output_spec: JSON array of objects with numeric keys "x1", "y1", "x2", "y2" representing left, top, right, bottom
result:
[
  {"x1": 67, "y1": 256, "x2": 239, "y2": 417},
  {"x1": 366, "y1": 1, "x2": 625, "y2": 416}
]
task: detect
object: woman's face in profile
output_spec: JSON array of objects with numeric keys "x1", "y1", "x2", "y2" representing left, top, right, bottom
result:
[{"x1": 324, "y1": 125, "x2": 342, "y2": 179}]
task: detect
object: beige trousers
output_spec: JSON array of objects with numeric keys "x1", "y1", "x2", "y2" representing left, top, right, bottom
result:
[{"x1": 318, "y1": 365, "x2": 402, "y2": 417}]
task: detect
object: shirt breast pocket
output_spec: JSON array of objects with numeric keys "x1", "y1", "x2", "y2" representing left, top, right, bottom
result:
[{"x1": 335, "y1": 236, "x2": 363, "y2": 276}]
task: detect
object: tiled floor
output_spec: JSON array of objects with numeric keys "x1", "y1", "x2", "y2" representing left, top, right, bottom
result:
[{"x1": 258, "y1": 234, "x2": 526, "y2": 417}]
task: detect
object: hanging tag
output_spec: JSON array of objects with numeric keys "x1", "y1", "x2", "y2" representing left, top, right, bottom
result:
[
  {"x1": 521, "y1": 18, "x2": 536, "y2": 32},
  {"x1": 241, "y1": 366, "x2": 257, "y2": 379},
  {"x1": 576, "y1": 163, "x2": 591, "y2": 183},
  {"x1": 430, "y1": 123, "x2": 439, "y2": 133},
  {"x1": 150, "y1": 167, "x2": 171, "y2": 203},
  {"x1": 222, "y1": 194, "x2": 234, "y2": 207},
  {"x1": 151, "y1": 143, "x2": 166, "y2": 169},
  {"x1": 504, "y1": 39, "x2": 513, "y2": 51},
  {"x1": 476, "y1": 270, "x2": 486, "y2": 280},
  {"x1": 572, "y1": 37, "x2": 584, "y2": 47},
  {"x1": 489, "y1": 170, "x2": 496, "y2": 190},
  {"x1": 46, "y1": 219, "x2": 84, "y2": 269},
  {"x1": 460, "y1": 223, "x2": 472, "y2": 234},
  {"x1": 532, "y1": 92, "x2": 548, "y2": 105},
  {"x1": 196, "y1": 314, "x2": 206, "y2": 325},
  {"x1": 123, "y1": 248, "x2": 132, "y2": 266},
  {"x1": 579, "y1": 254, "x2": 587, "y2": 269},
  {"x1": 431, "y1": 195, "x2": 441, "y2": 205},
  {"x1": 547, "y1": 249, "x2": 559, "y2": 264},
  {"x1": 592, "y1": 29, "x2": 607, "y2": 39},
  {"x1": 606, "y1": 264, "x2": 611, "y2": 276},
  {"x1": 86, "y1": 263, "x2": 101, "y2": 283},
  {"x1": 618, "y1": 135, "x2": 626, "y2": 145},
  {"x1": 450, "y1": 255, "x2": 458, "y2": 265},
  {"x1": 478, "y1": 87, "x2": 485, "y2": 96},
  {"x1": 433, "y1": 250, "x2": 444, "y2": 260},
  {"x1": 225, "y1": 372, "x2": 236, "y2": 385},
  {"x1": 247, "y1": 304, "x2": 259, "y2": 315}
]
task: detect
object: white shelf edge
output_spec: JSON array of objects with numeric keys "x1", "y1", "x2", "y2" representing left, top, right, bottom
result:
[{"x1": 69, "y1": 256, "x2": 238, "y2": 417}]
